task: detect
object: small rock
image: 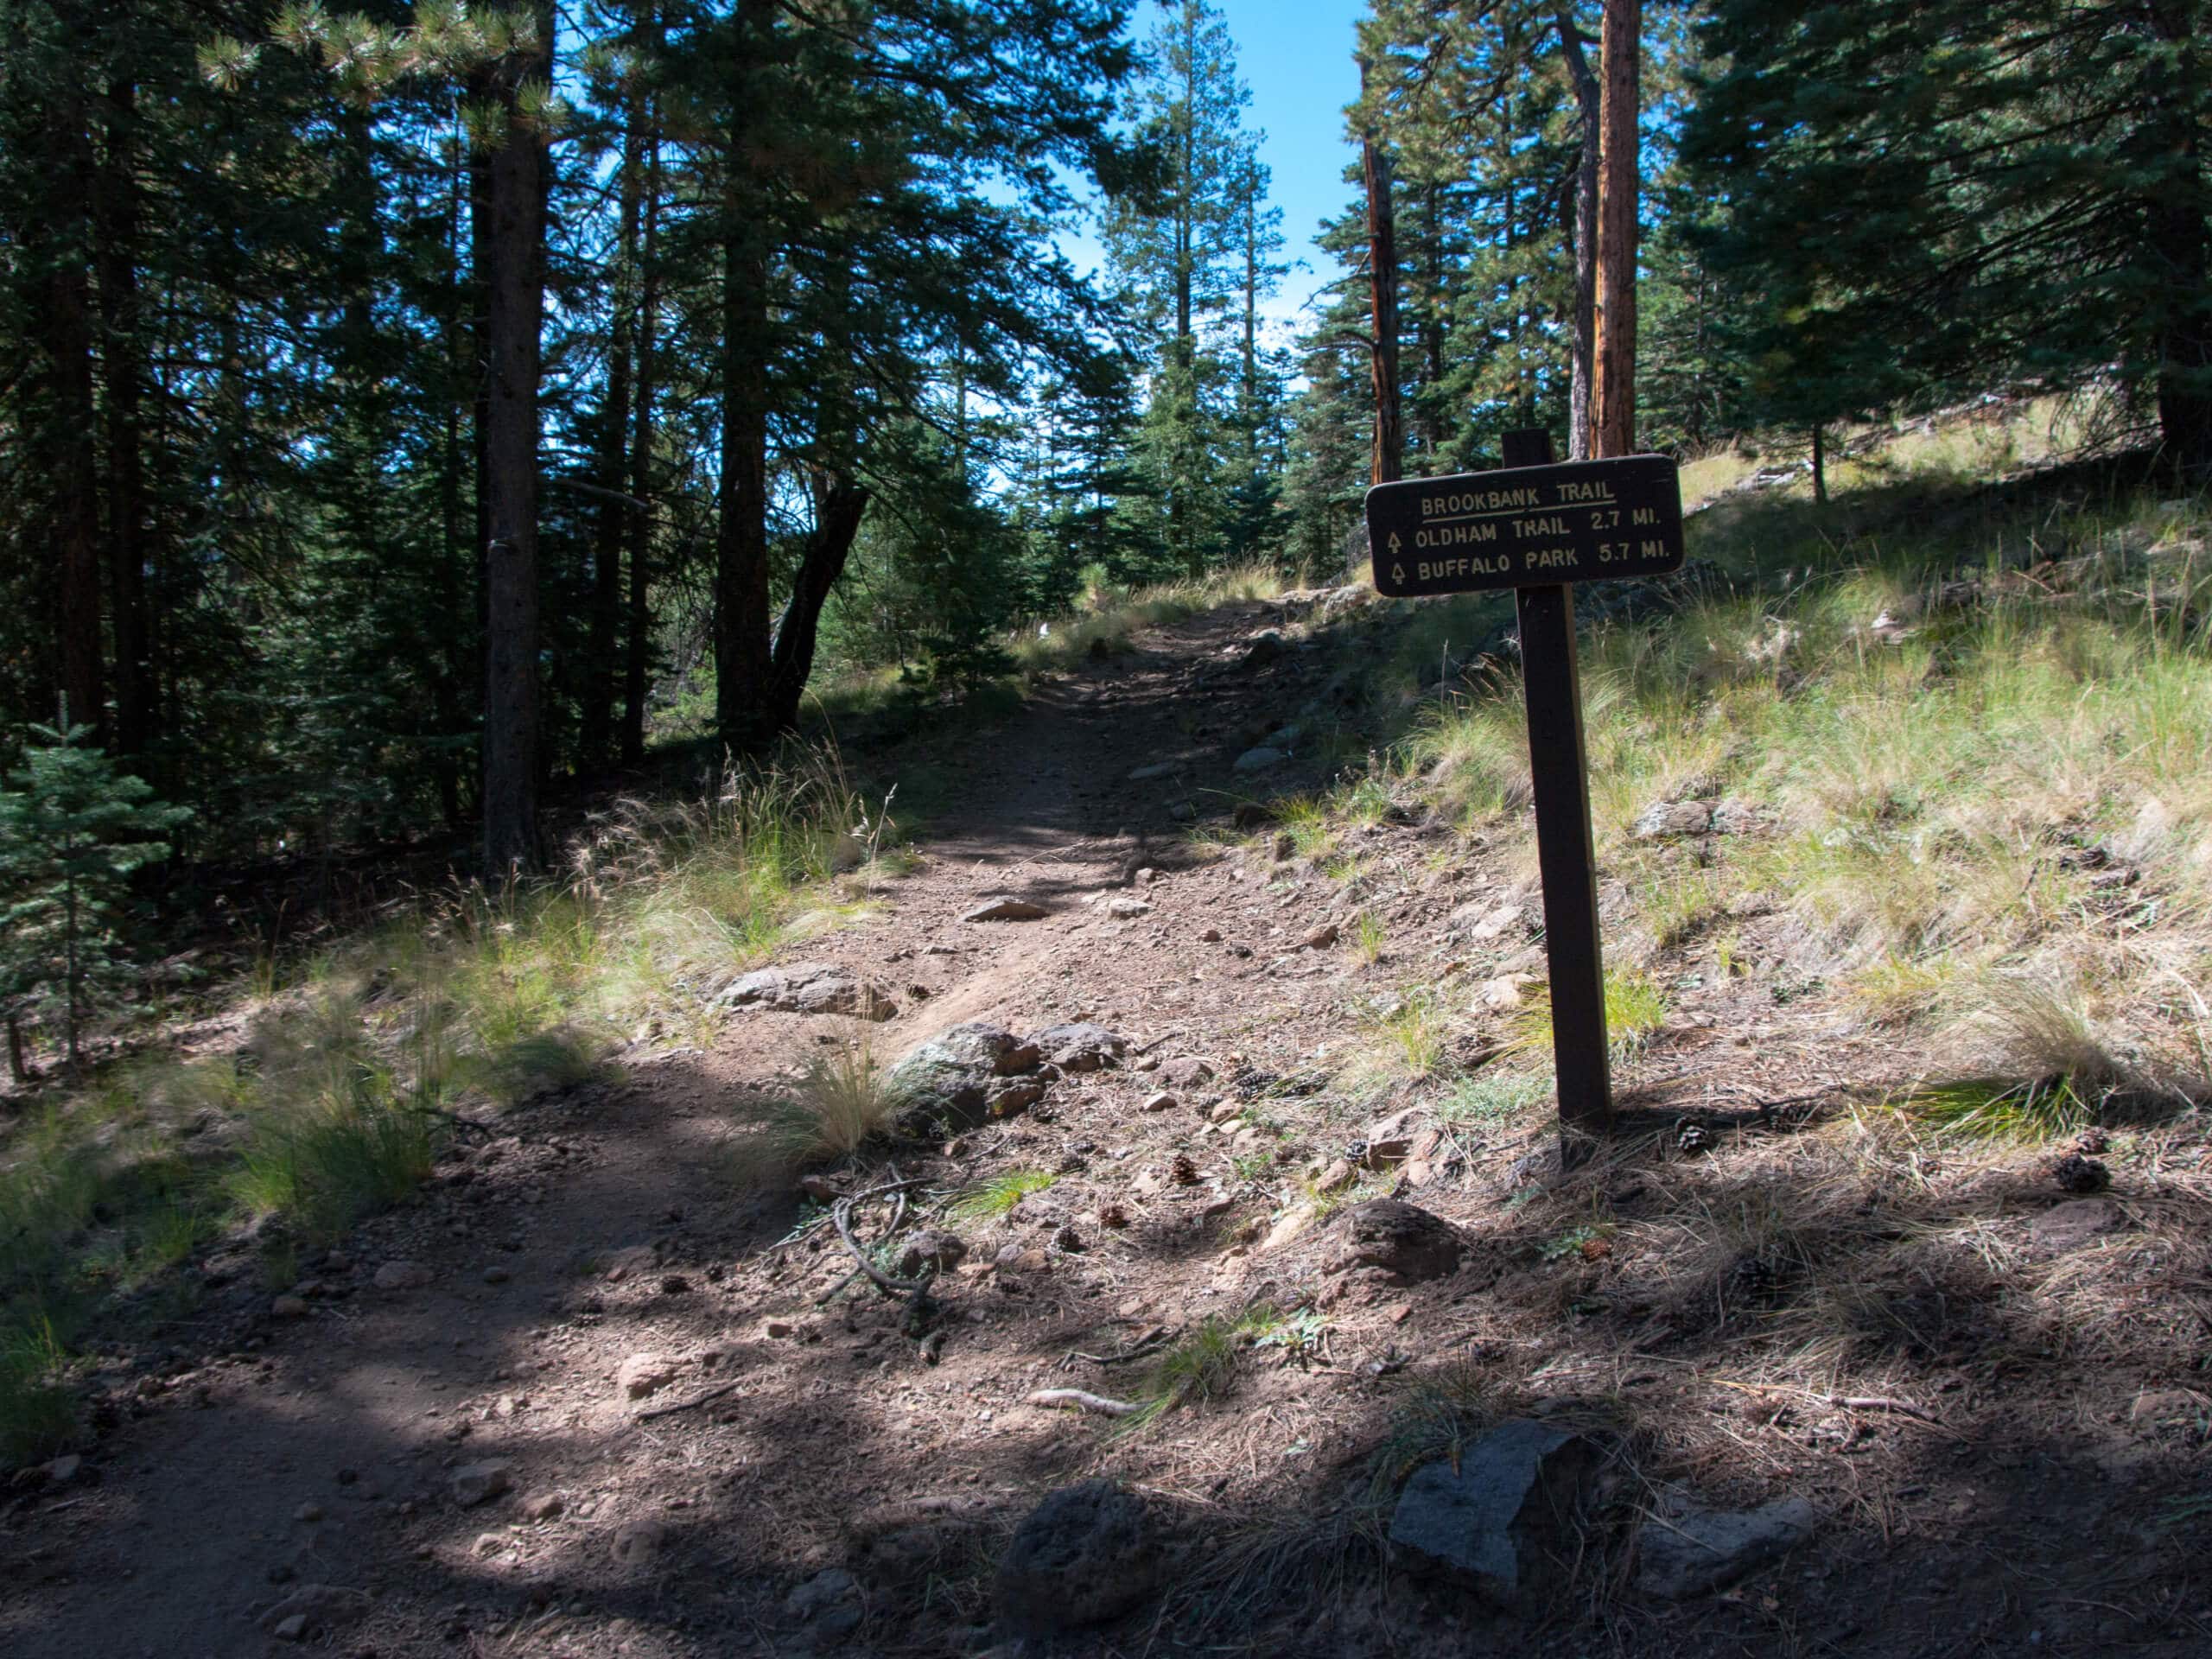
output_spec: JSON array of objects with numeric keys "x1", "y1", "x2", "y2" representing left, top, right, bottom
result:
[
  {"x1": 1127, "y1": 761, "x2": 1180, "y2": 782},
  {"x1": 1390, "y1": 1421, "x2": 1604, "y2": 1605},
  {"x1": 270, "y1": 1294, "x2": 308, "y2": 1319},
  {"x1": 616, "y1": 1353, "x2": 680, "y2": 1402},
  {"x1": 1632, "y1": 801, "x2": 1713, "y2": 840},
  {"x1": 1478, "y1": 972, "x2": 1537, "y2": 1011},
  {"x1": 373, "y1": 1261, "x2": 432, "y2": 1292},
  {"x1": 472, "y1": 1531, "x2": 506, "y2": 1559},
  {"x1": 1160, "y1": 1056, "x2": 1215, "y2": 1089},
  {"x1": 1636, "y1": 1489, "x2": 1815, "y2": 1599},
  {"x1": 1340, "y1": 1199, "x2": 1463, "y2": 1283},
  {"x1": 1200, "y1": 926, "x2": 1223, "y2": 943},
  {"x1": 785, "y1": 1566, "x2": 863, "y2": 1643},
  {"x1": 1168, "y1": 800, "x2": 1198, "y2": 822},
  {"x1": 797, "y1": 1173, "x2": 842, "y2": 1204},
  {"x1": 1262, "y1": 1205, "x2": 1319, "y2": 1251},
  {"x1": 1107, "y1": 897, "x2": 1153, "y2": 918},
  {"x1": 995, "y1": 1480, "x2": 1159, "y2": 1635},
  {"x1": 1141, "y1": 1091, "x2": 1179, "y2": 1114},
  {"x1": 1303, "y1": 922, "x2": 1340, "y2": 950},
  {"x1": 896, "y1": 1230, "x2": 969, "y2": 1277},
  {"x1": 963, "y1": 897, "x2": 1051, "y2": 923},
  {"x1": 294, "y1": 1502, "x2": 323, "y2": 1524},
  {"x1": 1235, "y1": 746, "x2": 1287, "y2": 774},
  {"x1": 449, "y1": 1460, "x2": 514, "y2": 1509},
  {"x1": 42, "y1": 1454, "x2": 82, "y2": 1485},
  {"x1": 764, "y1": 1319, "x2": 796, "y2": 1338},
  {"x1": 1240, "y1": 629, "x2": 1285, "y2": 666},
  {"x1": 1029, "y1": 1023, "x2": 1128, "y2": 1073},
  {"x1": 481, "y1": 1266, "x2": 511, "y2": 1286},
  {"x1": 257, "y1": 1584, "x2": 373, "y2": 1637},
  {"x1": 524, "y1": 1491, "x2": 566, "y2": 1521},
  {"x1": 610, "y1": 1516, "x2": 665, "y2": 1567},
  {"x1": 1313, "y1": 1160, "x2": 1354, "y2": 1193},
  {"x1": 1451, "y1": 902, "x2": 1522, "y2": 942}
]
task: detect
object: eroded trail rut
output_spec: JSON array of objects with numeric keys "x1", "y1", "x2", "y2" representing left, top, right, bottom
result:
[{"x1": 3, "y1": 600, "x2": 1360, "y2": 1658}]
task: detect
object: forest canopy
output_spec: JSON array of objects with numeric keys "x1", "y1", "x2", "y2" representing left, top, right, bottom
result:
[{"x1": 1, "y1": 0, "x2": 2205, "y2": 874}]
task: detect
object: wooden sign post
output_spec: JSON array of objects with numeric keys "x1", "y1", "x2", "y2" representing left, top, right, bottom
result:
[{"x1": 1364, "y1": 429, "x2": 1684, "y2": 1159}]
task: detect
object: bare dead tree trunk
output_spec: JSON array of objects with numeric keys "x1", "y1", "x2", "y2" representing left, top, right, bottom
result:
[{"x1": 1592, "y1": 0, "x2": 1642, "y2": 460}]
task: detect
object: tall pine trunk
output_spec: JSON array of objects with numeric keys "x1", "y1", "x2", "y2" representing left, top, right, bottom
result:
[
  {"x1": 96, "y1": 77, "x2": 155, "y2": 756},
  {"x1": 582, "y1": 103, "x2": 644, "y2": 775},
  {"x1": 47, "y1": 92, "x2": 103, "y2": 743},
  {"x1": 622, "y1": 81, "x2": 662, "y2": 767},
  {"x1": 1359, "y1": 61, "x2": 1402, "y2": 486},
  {"x1": 2145, "y1": 1, "x2": 2212, "y2": 471},
  {"x1": 713, "y1": 200, "x2": 774, "y2": 751},
  {"x1": 479, "y1": 33, "x2": 550, "y2": 874},
  {"x1": 1592, "y1": 0, "x2": 1642, "y2": 460}
]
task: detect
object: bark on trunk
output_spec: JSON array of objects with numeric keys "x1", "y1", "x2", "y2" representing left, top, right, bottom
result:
[
  {"x1": 761, "y1": 475, "x2": 869, "y2": 735},
  {"x1": 48, "y1": 94, "x2": 103, "y2": 741},
  {"x1": 623, "y1": 98, "x2": 661, "y2": 766},
  {"x1": 2145, "y1": 1, "x2": 2212, "y2": 471},
  {"x1": 1556, "y1": 11, "x2": 1600, "y2": 461},
  {"x1": 1360, "y1": 61, "x2": 1402, "y2": 486},
  {"x1": 96, "y1": 77, "x2": 154, "y2": 754},
  {"x1": 479, "y1": 35, "x2": 550, "y2": 874},
  {"x1": 1592, "y1": 0, "x2": 1642, "y2": 460},
  {"x1": 582, "y1": 106, "x2": 644, "y2": 775},
  {"x1": 1811, "y1": 423, "x2": 1828, "y2": 505},
  {"x1": 713, "y1": 217, "x2": 773, "y2": 751}
]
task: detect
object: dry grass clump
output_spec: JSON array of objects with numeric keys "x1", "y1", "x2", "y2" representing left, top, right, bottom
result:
[
  {"x1": 726, "y1": 1034, "x2": 901, "y2": 1187},
  {"x1": 1007, "y1": 562, "x2": 1287, "y2": 677},
  {"x1": 0, "y1": 742, "x2": 888, "y2": 1465}
]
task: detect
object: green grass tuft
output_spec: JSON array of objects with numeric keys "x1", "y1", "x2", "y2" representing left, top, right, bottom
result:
[{"x1": 946, "y1": 1167, "x2": 1058, "y2": 1224}]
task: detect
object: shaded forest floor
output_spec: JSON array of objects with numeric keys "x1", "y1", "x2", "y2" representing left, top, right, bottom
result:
[{"x1": 7, "y1": 410, "x2": 2212, "y2": 1656}]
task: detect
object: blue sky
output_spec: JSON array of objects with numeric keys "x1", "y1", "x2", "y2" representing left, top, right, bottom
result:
[{"x1": 1058, "y1": 0, "x2": 1370, "y2": 341}]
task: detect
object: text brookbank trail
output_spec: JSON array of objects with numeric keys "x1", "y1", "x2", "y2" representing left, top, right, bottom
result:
[
  {"x1": 1363, "y1": 435, "x2": 1686, "y2": 1155},
  {"x1": 1365, "y1": 453, "x2": 1683, "y2": 597}
]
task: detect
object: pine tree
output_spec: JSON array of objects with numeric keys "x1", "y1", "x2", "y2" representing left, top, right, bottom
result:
[
  {"x1": 1103, "y1": 0, "x2": 1265, "y2": 576},
  {"x1": 1681, "y1": 0, "x2": 2212, "y2": 468},
  {"x1": 0, "y1": 715, "x2": 188, "y2": 1075}
]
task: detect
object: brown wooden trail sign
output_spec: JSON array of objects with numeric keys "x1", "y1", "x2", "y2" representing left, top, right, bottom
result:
[{"x1": 1363, "y1": 431, "x2": 1686, "y2": 1159}]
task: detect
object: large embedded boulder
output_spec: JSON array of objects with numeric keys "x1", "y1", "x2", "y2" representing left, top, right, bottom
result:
[
  {"x1": 718, "y1": 963, "x2": 896, "y2": 1020},
  {"x1": 1390, "y1": 1421, "x2": 1603, "y2": 1605},
  {"x1": 887, "y1": 1022, "x2": 1042, "y2": 1131}
]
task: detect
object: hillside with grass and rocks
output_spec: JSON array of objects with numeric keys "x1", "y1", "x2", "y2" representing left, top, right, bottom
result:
[{"x1": 3, "y1": 408, "x2": 2211, "y2": 1658}]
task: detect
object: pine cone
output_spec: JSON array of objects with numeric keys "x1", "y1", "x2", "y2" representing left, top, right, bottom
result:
[
  {"x1": 1675, "y1": 1120, "x2": 1713, "y2": 1155},
  {"x1": 1726, "y1": 1255, "x2": 1780, "y2": 1302},
  {"x1": 2074, "y1": 1128, "x2": 2111, "y2": 1157},
  {"x1": 1169, "y1": 1153, "x2": 1200, "y2": 1185},
  {"x1": 2050, "y1": 1153, "x2": 2109, "y2": 1194}
]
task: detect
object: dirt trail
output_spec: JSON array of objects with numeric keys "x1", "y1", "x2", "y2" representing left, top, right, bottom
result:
[
  {"x1": 7, "y1": 594, "x2": 2209, "y2": 1659},
  {"x1": 0, "y1": 600, "x2": 1332, "y2": 1658}
]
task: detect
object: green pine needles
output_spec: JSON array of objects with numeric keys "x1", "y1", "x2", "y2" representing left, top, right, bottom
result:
[{"x1": 0, "y1": 717, "x2": 188, "y2": 1076}]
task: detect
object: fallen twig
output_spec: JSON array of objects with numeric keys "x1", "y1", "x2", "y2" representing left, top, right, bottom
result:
[
  {"x1": 1028, "y1": 1388, "x2": 1145, "y2": 1418},
  {"x1": 1065, "y1": 1335, "x2": 1169, "y2": 1370},
  {"x1": 634, "y1": 1381, "x2": 742, "y2": 1421}
]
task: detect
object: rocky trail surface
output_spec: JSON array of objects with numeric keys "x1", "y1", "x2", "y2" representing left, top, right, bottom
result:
[{"x1": 5, "y1": 596, "x2": 2209, "y2": 1657}]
